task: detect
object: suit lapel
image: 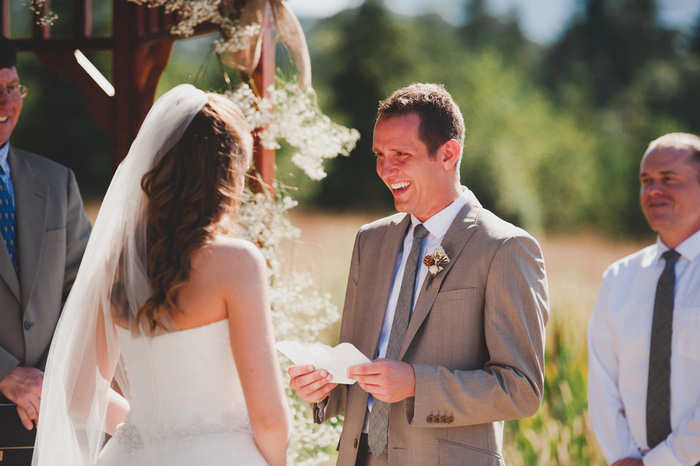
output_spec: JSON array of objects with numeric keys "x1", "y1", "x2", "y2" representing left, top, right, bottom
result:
[
  {"x1": 0, "y1": 232, "x2": 20, "y2": 300},
  {"x1": 357, "y1": 214, "x2": 410, "y2": 360},
  {"x1": 9, "y1": 148, "x2": 48, "y2": 306},
  {"x1": 400, "y1": 196, "x2": 481, "y2": 358}
]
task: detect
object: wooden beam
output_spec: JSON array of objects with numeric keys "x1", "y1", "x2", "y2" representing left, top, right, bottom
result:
[
  {"x1": 112, "y1": 0, "x2": 174, "y2": 168},
  {"x1": 31, "y1": 0, "x2": 51, "y2": 39},
  {"x1": 0, "y1": 0, "x2": 9, "y2": 37},
  {"x1": 252, "y1": 1, "x2": 275, "y2": 194},
  {"x1": 75, "y1": 0, "x2": 92, "y2": 39}
]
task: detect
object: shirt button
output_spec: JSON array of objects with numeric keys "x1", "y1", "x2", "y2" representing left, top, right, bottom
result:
[{"x1": 24, "y1": 320, "x2": 32, "y2": 330}]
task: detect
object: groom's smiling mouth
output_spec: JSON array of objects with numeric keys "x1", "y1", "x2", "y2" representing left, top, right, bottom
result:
[
  {"x1": 391, "y1": 181, "x2": 411, "y2": 193},
  {"x1": 0, "y1": 116, "x2": 8, "y2": 123}
]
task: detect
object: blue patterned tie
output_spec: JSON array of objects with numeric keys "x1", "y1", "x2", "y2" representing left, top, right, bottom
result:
[{"x1": 0, "y1": 173, "x2": 17, "y2": 273}]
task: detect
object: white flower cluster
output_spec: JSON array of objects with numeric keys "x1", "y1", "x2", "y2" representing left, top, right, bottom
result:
[
  {"x1": 226, "y1": 82, "x2": 361, "y2": 180},
  {"x1": 227, "y1": 76, "x2": 361, "y2": 463},
  {"x1": 26, "y1": 0, "x2": 58, "y2": 26},
  {"x1": 127, "y1": 0, "x2": 258, "y2": 53}
]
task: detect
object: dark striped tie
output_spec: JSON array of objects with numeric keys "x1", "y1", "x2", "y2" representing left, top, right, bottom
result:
[
  {"x1": 368, "y1": 224, "x2": 429, "y2": 457},
  {"x1": 646, "y1": 249, "x2": 681, "y2": 449}
]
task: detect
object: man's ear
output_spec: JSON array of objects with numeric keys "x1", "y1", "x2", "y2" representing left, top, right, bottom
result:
[{"x1": 439, "y1": 139, "x2": 461, "y2": 170}]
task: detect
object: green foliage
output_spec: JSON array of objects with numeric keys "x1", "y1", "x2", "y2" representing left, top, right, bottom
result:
[
  {"x1": 504, "y1": 315, "x2": 606, "y2": 465},
  {"x1": 305, "y1": 0, "x2": 697, "y2": 237}
]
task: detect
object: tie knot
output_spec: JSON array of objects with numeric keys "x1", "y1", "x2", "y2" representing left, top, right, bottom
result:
[
  {"x1": 662, "y1": 249, "x2": 680, "y2": 266},
  {"x1": 413, "y1": 224, "x2": 429, "y2": 240}
]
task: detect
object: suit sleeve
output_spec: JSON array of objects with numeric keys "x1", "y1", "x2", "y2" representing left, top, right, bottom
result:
[
  {"x1": 61, "y1": 168, "x2": 91, "y2": 305},
  {"x1": 0, "y1": 349, "x2": 20, "y2": 382},
  {"x1": 411, "y1": 234, "x2": 549, "y2": 426},
  {"x1": 313, "y1": 229, "x2": 364, "y2": 424}
]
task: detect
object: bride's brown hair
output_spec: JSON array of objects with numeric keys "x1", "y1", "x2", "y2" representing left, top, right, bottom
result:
[{"x1": 135, "y1": 94, "x2": 252, "y2": 332}]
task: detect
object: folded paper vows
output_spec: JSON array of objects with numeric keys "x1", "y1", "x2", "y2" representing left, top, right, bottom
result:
[{"x1": 276, "y1": 341, "x2": 371, "y2": 384}]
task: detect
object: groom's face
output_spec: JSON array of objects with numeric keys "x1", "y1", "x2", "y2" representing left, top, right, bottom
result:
[
  {"x1": 0, "y1": 66, "x2": 23, "y2": 146},
  {"x1": 373, "y1": 113, "x2": 454, "y2": 222}
]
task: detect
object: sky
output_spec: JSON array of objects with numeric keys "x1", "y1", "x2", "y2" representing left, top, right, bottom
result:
[{"x1": 286, "y1": 0, "x2": 700, "y2": 45}]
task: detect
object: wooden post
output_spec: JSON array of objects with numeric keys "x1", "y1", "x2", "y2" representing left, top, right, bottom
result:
[
  {"x1": 251, "y1": 1, "x2": 275, "y2": 194},
  {"x1": 111, "y1": 0, "x2": 174, "y2": 167}
]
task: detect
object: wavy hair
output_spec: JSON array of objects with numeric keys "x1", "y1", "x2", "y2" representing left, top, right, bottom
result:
[{"x1": 134, "y1": 93, "x2": 253, "y2": 332}]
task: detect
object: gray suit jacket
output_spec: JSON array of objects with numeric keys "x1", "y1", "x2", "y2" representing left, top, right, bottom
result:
[
  {"x1": 316, "y1": 191, "x2": 549, "y2": 466},
  {"x1": 0, "y1": 147, "x2": 91, "y2": 402}
]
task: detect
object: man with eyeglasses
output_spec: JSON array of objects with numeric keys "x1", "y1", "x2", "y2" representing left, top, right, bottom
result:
[{"x1": 0, "y1": 34, "x2": 91, "y2": 465}]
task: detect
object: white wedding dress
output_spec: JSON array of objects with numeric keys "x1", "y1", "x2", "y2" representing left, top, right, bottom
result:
[{"x1": 96, "y1": 320, "x2": 268, "y2": 465}]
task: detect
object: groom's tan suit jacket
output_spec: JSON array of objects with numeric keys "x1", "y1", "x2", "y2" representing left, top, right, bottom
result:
[
  {"x1": 316, "y1": 191, "x2": 549, "y2": 466},
  {"x1": 0, "y1": 147, "x2": 91, "y2": 400}
]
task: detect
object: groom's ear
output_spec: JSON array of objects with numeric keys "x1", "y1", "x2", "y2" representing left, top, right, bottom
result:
[{"x1": 438, "y1": 139, "x2": 461, "y2": 170}]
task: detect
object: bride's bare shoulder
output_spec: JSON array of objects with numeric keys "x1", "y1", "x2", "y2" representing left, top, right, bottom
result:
[{"x1": 192, "y1": 236, "x2": 266, "y2": 283}]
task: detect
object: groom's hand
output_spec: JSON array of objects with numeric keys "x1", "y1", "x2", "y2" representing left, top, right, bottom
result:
[
  {"x1": 349, "y1": 359, "x2": 415, "y2": 403},
  {"x1": 288, "y1": 365, "x2": 338, "y2": 403}
]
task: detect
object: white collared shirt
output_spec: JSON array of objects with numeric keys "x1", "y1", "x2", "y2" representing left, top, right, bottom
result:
[
  {"x1": 588, "y1": 229, "x2": 700, "y2": 466},
  {"x1": 363, "y1": 188, "x2": 469, "y2": 430}
]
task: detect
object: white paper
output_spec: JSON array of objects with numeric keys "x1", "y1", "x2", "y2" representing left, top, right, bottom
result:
[{"x1": 276, "y1": 340, "x2": 371, "y2": 384}]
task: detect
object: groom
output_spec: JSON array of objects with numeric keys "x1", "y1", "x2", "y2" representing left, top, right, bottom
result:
[{"x1": 290, "y1": 83, "x2": 549, "y2": 465}]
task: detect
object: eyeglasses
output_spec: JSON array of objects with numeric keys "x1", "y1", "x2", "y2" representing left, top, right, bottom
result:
[{"x1": 0, "y1": 84, "x2": 29, "y2": 100}]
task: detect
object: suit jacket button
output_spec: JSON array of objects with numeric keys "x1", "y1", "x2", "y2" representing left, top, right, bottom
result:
[
  {"x1": 448, "y1": 416, "x2": 454, "y2": 424},
  {"x1": 441, "y1": 416, "x2": 448, "y2": 424},
  {"x1": 426, "y1": 415, "x2": 433, "y2": 423},
  {"x1": 354, "y1": 438, "x2": 358, "y2": 448},
  {"x1": 24, "y1": 321, "x2": 32, "y2": 330}
]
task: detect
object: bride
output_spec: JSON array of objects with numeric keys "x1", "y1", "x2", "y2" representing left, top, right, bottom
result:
[{"x1": 32, "y1": 84, "x2": 289, "y2": 465}]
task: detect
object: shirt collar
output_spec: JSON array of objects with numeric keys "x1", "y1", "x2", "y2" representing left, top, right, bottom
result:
[
  {"x1": 409, "y1": 187, "x2": 468, "y2": 240},
  {"x1": 0, "y1": 141, "x2": 9, "y2": 175},
  {"x1": 655, "y1": 229, "x2": 700, "y2": 263}
]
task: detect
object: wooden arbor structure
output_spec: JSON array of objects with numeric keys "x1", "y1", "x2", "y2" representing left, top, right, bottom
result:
[{"x1": 0, "y1": 0, "x2": 275, "y2": 188}]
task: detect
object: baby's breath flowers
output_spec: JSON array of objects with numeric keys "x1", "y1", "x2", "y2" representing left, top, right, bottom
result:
[{"x1": 227, "y1": 82, "x2": 360, "y2": 180}]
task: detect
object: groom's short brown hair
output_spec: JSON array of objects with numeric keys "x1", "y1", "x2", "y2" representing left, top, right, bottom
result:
[{"x1": 377, "y1": 83, "x2": 465, "y2": 160}]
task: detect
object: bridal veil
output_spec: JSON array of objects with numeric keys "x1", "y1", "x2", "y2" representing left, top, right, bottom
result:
[{"x1": 32, "y1": 84, "x2": 208, "y2": 466}]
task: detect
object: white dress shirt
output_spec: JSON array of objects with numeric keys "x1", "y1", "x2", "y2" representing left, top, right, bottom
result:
[
  {"x1": 363, "y1": 188, "x2": 468, "y2": 431},
  {"x1": 588, "y1": 229, "x2": 700, "y2": 466}
]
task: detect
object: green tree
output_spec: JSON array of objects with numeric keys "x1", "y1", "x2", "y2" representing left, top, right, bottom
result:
[{"x1": 309, "y1": 0, "x2": 415, "y2": 211}]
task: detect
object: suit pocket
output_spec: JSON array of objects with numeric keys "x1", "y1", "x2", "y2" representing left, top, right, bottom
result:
[
  {"x1": 438, "y1": 439, "x2": 503, "y2": 466},
  {"x1": 434, "y1": 287, "x2": 478, "y2": 303}
]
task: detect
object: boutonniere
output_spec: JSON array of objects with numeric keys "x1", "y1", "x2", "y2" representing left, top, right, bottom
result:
[{"x1": 423, "y1": 246, "x2": 450, "y2": 290}]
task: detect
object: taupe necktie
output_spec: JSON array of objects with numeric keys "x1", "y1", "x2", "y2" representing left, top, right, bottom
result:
[
  {"x1": 646, "y1": 249, "x2": 681, "y2": 449},
  {"x1": 368, "y1": 224, "x2": 429, "y2": 457}
]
